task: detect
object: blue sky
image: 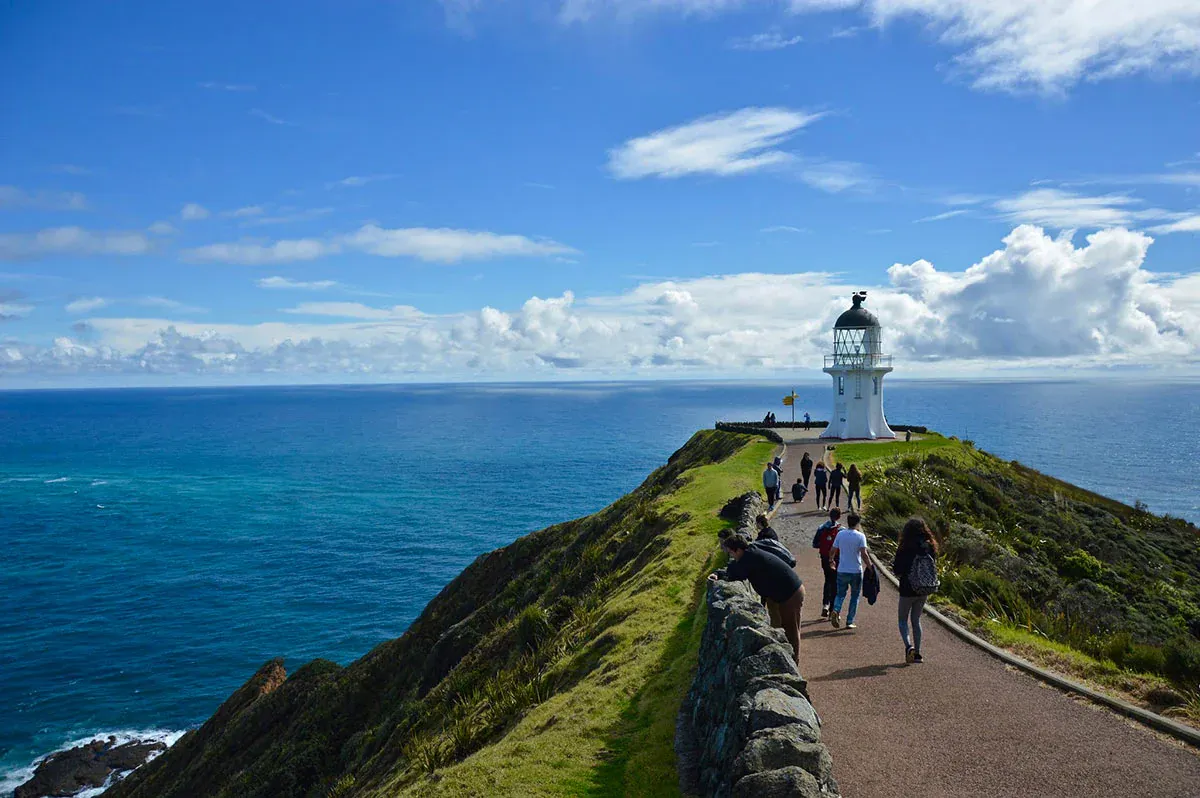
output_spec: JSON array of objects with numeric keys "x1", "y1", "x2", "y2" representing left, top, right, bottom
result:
[{"x1": 2, "y1": 0, "x2": 1199, "y2": 386}]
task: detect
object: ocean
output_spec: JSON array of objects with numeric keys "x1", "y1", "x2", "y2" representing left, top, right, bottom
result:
[{"x1": 2, "y1": 379, "x2": 1197, "y2": 791}]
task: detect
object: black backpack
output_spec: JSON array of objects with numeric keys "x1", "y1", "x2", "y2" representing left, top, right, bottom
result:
[{"x1": 751, "y1": 539, "x2": 796, "y2": 569}]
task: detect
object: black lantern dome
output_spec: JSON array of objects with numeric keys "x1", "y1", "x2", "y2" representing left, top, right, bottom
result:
[{"x1": 835, "y1": 291, "x2": 879, "y2": 329}]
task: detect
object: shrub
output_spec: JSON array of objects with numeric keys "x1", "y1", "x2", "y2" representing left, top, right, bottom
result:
[
  {"x1": 1125, "y1": 643, "x2": 1167, "y2": 675},
  {"x1": 1059, "y1": 549, "x2": 1105, "y2": 583},
  {"x1": 1163, "y1": 637, "x2": 1200, "y2": 686},
  {"x1": 516, "y1": 604, "x2": 554, "y2": 653}
]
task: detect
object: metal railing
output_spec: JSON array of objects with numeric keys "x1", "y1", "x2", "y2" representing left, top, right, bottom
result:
[{"x1": 823, "y1": 354, "x2": 893, "y2": 369}]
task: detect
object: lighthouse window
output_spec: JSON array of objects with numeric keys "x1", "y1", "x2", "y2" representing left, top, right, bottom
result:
[
  {"x1": 854, "y1": 375, "x2": 862, "y2": 399},
  {"x1": 873, "y1": 377, "x2": 879, "y2": 395},
  {"x1": 837, "y1": 376, "x2": 844, "y2": 396}
]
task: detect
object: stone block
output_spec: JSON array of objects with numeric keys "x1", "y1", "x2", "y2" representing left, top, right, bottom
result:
[
  {"x1": 748, "y1": 688, "x2": 821, "y2": 735},
  {"x1": 733, "y1": 727, "x2": 831, "y2": 782},
  {"x1": 732, "y1": 766, "x2": 826, "y2": 798}
]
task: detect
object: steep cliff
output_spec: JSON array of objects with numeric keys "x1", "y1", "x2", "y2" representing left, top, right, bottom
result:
[{"x1": 105, "y1": 430, "x2": 775, "y2": 798}]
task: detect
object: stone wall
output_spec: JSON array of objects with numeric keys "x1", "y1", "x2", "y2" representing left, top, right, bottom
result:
[{"x1": 679, "y1": 581, "x2": 840, "y2": 797}]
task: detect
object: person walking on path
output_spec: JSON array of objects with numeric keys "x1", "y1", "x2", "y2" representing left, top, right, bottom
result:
[
  {"x1": 755, "y1": 513, "x2": 779, "y2": 541},
  {"x1": 803, "y1": 411, "x2": 811, "y2": 431},
  {"x1": 710, "y1": 536, "x2": 805, "y2": 665},
  {"x1": 845, "y1": 464, "x2": 863, "y2": 511},
  {"x1": 811, "y1": 507, "x2": 842, "y2": 618},
  {"x1": 829, "y1": 463, "x2": 845, "y2": 508},
  {"x1": 893, "y1": 517, "x2": 939, "y2": 664},
  {"x1": 791, "y1": 477, "x2": 807, "y2": 503},
  {"x1": 813, "y1": 461, "x2": 828, "y2": 509},
  {"x1": 829, "y1": 512, "x2": 872, "y2": 630},
  {"x1": 762, "y1": 461, "x2": 780, "y2": 506},
  {"x1": 800, "y1": 452, "x2": 813, "y2": 489}
]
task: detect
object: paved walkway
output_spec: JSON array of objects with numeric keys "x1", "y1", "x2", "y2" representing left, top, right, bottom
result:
[{"x1": 774, "y1": 441, "x2": 1200, "y2": 798}]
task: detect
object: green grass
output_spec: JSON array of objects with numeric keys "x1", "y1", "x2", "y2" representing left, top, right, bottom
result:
[
  {"x1": 387, "y1": 435, "x2": 776, "y2": 797},
  {"x1": 828, "y1": 432, "x2": 958, "y2": 465}
]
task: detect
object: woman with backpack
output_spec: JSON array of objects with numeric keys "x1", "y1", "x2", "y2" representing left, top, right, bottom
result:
[
  {"x1": 892, "y1": 517, "x2": 940, "y2": 664},
  {"x1": 813, "y1": 461, "x2": 828, "y2": 509}
]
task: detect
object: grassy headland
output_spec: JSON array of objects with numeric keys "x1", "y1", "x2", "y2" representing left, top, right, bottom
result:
[
  {"x1": 106, "y1": 430, "x2": 774, "y2": 798},
  {"x1": 830, "y1": 434, "x2": 1200, "y2": 724}
]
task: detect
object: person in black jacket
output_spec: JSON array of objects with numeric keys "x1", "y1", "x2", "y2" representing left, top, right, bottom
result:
[
  {"x1": 710, "y1": 536, "x2": 805, "y2": 665},
  {"x1": 800, "y1": 452, "x2": 813, "y2": 488},
  {"x1": 828, "y1": 463, "x2": 845, "y2": 508},
  {"x1": 892, "y1": 517, "x2": 939, "y2": 664},
  {"x1": 755, "y1": 513, "x2": 779, "y2": 541}
]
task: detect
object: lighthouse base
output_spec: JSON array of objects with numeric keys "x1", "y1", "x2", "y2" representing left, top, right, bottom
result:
[{"x1": 821, "y1": 367, "x2": 895, "y2": 440}]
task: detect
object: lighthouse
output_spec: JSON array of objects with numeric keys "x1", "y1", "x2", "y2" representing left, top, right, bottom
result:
[{"x1": 821, "y1": 291, "x2": 896, "y2": 440}]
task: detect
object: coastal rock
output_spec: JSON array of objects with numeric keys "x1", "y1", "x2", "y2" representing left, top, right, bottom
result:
[
  {"x1": 732, "y1": 765, "x2": 825, "y2": 798},
  {"x1": 14, "y1": 737, "x2": 166, "y2": 798}
]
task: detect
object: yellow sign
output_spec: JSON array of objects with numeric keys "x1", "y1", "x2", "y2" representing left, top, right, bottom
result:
[{"x1": 782, "y1": 395, "x2": 794, "y2": 406}]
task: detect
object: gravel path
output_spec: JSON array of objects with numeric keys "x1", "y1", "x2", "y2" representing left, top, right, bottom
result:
[{"x1": 774, "y1": 441, "x2": 1200, "y2": 798}]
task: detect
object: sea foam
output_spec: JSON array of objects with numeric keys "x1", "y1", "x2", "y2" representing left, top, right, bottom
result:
[{"x1": 0, "y1": 728, "x2": 186, "y2": 797}]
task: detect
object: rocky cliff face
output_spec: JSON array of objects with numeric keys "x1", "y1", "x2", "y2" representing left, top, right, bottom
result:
[{"x1": 103, "y1": 430, "x2": 757, "y2": 798}]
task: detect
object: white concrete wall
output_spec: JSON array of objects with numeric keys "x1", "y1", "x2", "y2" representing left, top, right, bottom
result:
[{"x1": 820, "y1": 368, "x2": 895, "y2": 440}]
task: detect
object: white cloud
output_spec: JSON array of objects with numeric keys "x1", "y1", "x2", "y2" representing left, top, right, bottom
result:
[
  {"x1": 257, "y1": 276, "x2": 340, "y2": 290},
  {"x1": 761, "y1": 225, "x2": 809, "y2": 234},
  {"x1": 0, "y1": 186, "x2": 88, "y2": 211},
  {"x1": 184, "y1": 224, "x2": 577, "y2": 265},
  {"x1": 148, "y1": 221, "x2": 178, "y2": 235},
  {"x1": 796, "y1": 158, "x2": 873, "y2": 193},
  {"x1": 455, "y1": 1, "x2": 1200, "y2": 94},
  {"x1": 250, "y1": 108, "x2": 295, "y2": 126},
  {"x1": 222, "y1": 205, "x2": 266, "y2": 218},
  {"x1": 608, "y1": 107, "x2": 824, "y2": 179},
  {"x1": 184, "y1": 239, "x2": 336, "y2": 265},
  {"x1": 198, "y1": 81, "x2": 256, "y2": 91},
  {"x1": 0, "y1": 227, "x2": 153, "y2": 260},
  {"x1": 67, "y1": 297, "x2": 109, "y2": 314},
  {"x1": 327, "y1": 174, "x2": 397, "y2": 188},
  {"x1": 914, "y1": 209, "x2": 969, "y2": 223},
  {"x1": 728, "y1": 30, "x2": 803, "y2": 50},
  {"x1": 241, "y1": 207, "x2": 335, "y2": 227},
  {"x1": 49, "y1": 164, "x2": 92, "y2": 176},
  {"x1": 0, "y1": 301, "x2": 33, "y2": 320},
  {"x1": 181, "y1": 203, "x2": 210, "y2": 221},
  {"x1": 1149, "y1": 215, "x2": 1200, "y2": 234},
  {"x1": 282, "y1": 302, "x2": 421, "y2": 320},
  {"x1": 993, "y1": 188, "x2": 1177, "y2": 229},
  {"x1": 9, "y1": 225, "x2": 1197, "y2": 378}
]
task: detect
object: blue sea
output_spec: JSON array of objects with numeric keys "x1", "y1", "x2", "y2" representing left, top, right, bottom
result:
[{"x1": 2, "y1": 379, "x2": 1197, "y2": 791}]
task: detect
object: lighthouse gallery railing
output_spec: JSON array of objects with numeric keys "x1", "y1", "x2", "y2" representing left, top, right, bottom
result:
[{"x1": 824, "y1": 354, "x2": 893, "y2": 369}]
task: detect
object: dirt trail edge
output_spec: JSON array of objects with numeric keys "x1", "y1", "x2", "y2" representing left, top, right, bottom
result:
[{"x1": 773, "y1": 441, "x2": 1200, "y2": 798}]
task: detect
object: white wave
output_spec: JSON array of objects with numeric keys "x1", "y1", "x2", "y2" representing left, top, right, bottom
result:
[
  {"x1": 43, "y1": 477, "x2": 70, "y2": 484},
  {"x1": 0, "y1": 728, "x2": 187, "y2": 796},
  {"x1": 90, "y1": 480, "x2": 109, "y2": 487}
]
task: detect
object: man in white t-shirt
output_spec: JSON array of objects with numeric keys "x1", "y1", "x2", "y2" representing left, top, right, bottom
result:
[{"x1": 829, "y1": 511, "x2": 871, "y2": 629}]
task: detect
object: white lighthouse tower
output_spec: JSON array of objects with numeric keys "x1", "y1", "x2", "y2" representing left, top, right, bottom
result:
[{"x1": 821, "y1": 291, "x2": 896, "y2": 440}]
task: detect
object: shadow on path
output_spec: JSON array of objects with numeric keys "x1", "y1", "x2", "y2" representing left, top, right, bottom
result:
[{"x1": 810, "y1": 663, "x2": 905, "y2": 683}]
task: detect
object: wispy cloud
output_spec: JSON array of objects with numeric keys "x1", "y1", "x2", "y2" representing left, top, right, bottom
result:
[
  {"x1": 181, "y1": 203, "x2": 210, "y2": 221},
  {"x1": 1149, "y1": 215, "x2": 1200, "y2": 234},
  {"x1": 66, "y1": 297, "x2": 109, "y2": 314},
  {"x1": 327, "y1": 174, "x2": 397, "y2": 188},
  {"x1": 221, "y1": 205, "x2": 266, "y2": 219},
  {"x1": 183, "y1": 224, "x2": 577, "y2": 265},
  {"x1": 728, "y1": 30, "x2": 803, "y2": 51},
  {"x1": 113, "y1": 106, "x2": 164, "y2": 118},
  {"x1": 282, "y1": 302, "x2": 421, "y2": 320},
  {"x1": 242, "y1": 207, "x2": 335, "y2": 227},
  {"x1": 148, "y1": 221, "x2": 178, "y2": 235},
  {"x1": 0, "y1": 301, "x2": 33, "y2": 320},
  {"x1": 760, "y1": 225, "x2": 809, "y2": 234},
  {"x1": 914, "y1": 209, "x2": 969, "y2": 223},
  {"x1": 257, "y1": 276, "x2": 341, "y2": 291},
  {"x1": 796, "y1": 158, "x2": 873, "y2": 193},
  {"x1": 992, "y1": 188, "x2": 1199, "y2": 233},
  {"x1": 0, "y1": 186, "x2": 88, "y2": 211},
  {"x1": 0, "y1": 227, "x2": 153, "y2": 261},
  {"x1": 691, "y1": 241, "x2": 720, "y2": 247},
  {"x1": 608, "y1": 107, "x2": 825, "y2": 180},
  {"x1": 198, "y1": 81, "x2": 256, "y2": 92},
  {"x1": 250, "y1": 108, "x2": 295, "y2": 126},
  {"x1": 66, "y1": 296, "x2": 206, "y2": 315},
  {"x1": 49, "y1": 164, "x2": 93, "y2": 176}
]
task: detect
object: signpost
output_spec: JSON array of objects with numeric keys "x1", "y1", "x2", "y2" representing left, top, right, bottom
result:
[{"x1": 782, "y1": 390, "x2": 798, "y2": 425}]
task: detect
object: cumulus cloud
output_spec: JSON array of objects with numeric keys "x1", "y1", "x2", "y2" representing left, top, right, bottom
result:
[
  {"x1": 181, "y1": 203, "x2": 210, "y2": 221},
  {"x1": 6, "y1": 225, "x2": 1197, "y2": 378},
  {"x1": 0, "y1": 227, "x2": 152, "y2": 260},
  {"x1": 184, "y1": 224, "x2": 576, "y2": 265},
  {"x1": 257, "y1": 276, "x2": 340, "y2": 290},
  {"x1": 0, "y1": 186, "x2": 88, "y2": 211},
  {"x1": 608, "y1": 107, "x2": 825, "y2": 179}
]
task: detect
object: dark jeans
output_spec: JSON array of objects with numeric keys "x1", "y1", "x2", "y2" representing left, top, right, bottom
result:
[
  {"x1": 830, "y1": 485, "x2": 842, "y2": 506},
  {"x1": 820, "y1": 554, "x2": 837, "y2": 608},
  {"x1": 802, "y1": 470, "x2": 812, "y2": 488},
  {"x1": 765, "y1": 485, "x2": 778, "y2": 504},
  {"x1": 845, "y1": 485, "x2": 861, "y2": 510},
  {"x1": 815, "y1": 485, "x2": 827, "y2": 506}
]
